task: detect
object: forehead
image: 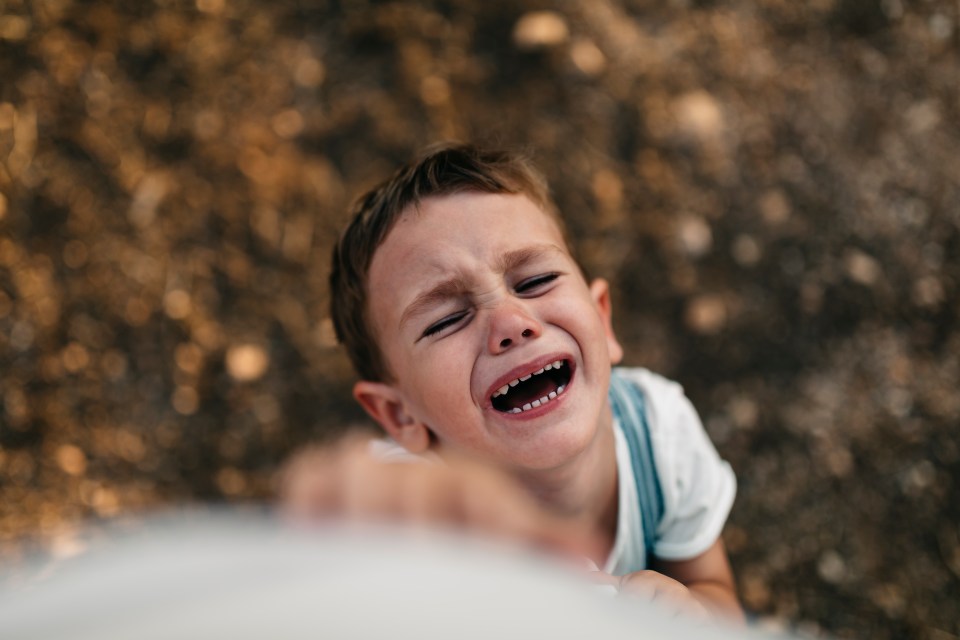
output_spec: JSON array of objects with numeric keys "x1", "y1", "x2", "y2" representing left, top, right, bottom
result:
[{"x1": 375, "y1": 191, "x2": 567, "y2": 270}]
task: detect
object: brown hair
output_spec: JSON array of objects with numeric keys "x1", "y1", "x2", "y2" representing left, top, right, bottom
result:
[{"x1": 330, "y1": 143, "x2": 561, "y2": 382}]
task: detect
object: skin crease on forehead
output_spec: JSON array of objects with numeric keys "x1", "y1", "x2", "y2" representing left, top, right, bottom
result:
[{"x1": 354, "y1": 191, "x2": 624, "y2": 476}]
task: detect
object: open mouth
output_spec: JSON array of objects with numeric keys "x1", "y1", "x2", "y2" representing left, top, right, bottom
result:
[{"x1": 491, "y1": 359, "x2": 572, "y2": 414}]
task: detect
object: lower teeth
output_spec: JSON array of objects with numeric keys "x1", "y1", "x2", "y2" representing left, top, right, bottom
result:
[{"x1": 509, "y1": 385, "x2": 566, "y2": 414}]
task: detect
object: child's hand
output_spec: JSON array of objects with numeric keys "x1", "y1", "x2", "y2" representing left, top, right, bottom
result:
[
  {"x1": 618, "y1": 570, "x2": 711, "y2": 619},
  {"x1": 278, "y1": 434, "x2": 604, "y2": 563},
  {"x1": 588, "y1": 569, "x2": 710, "y2": 620}
]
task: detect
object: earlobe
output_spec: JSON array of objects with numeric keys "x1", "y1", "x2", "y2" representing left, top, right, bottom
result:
[
  {"x1": 353, "y1": 381, "x2": 432, "y2": 453},
  {"x1": 589, "y1": 278, "x2": 624, "y2": 365}
]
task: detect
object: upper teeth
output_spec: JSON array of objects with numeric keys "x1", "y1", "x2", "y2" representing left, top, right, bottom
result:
[{"x1": 492, "y1": 360, "x2": 564, "y2": 398}]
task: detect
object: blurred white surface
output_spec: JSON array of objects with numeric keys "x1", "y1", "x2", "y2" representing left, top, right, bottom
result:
[{"x1": 0, "y1": 510, "x2": 782, "y2": 640}]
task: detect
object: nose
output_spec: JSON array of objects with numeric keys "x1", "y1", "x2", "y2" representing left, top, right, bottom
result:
[{"x1": 487, "y1": 300, "x2": 542, "y2": 354}]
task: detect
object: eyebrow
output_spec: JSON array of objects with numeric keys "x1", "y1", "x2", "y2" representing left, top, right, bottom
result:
[
  {"x1": 398, "y1": 243, "x2": 566, "y2": 330},
  {"x1": 399, "y1": 275, "x2": 471, "y2": 329},
  {"x1": 495, "y1": 243, "x2": 566, "y2": 274}
]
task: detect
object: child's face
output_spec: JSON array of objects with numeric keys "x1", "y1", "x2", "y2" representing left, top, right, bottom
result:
[{"x1": 356, "y1": 191, "x2": 622, "y2": 471}]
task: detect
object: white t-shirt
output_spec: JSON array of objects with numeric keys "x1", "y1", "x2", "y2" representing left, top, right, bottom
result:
[
  {"x1": 604, "y1": 367, "x2": 736, "y2": 575},
  {"x1": 369, "y1": 367, "x2": 736, "y2": 576}
]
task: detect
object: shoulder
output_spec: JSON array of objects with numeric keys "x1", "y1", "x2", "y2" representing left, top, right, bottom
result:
[
  {"x1": 612, "y1": 368, "x2": 737, "y2": 560},
  {"x1": 611, "y1": 367, "x2": 691, "y2": 431},
  {"x1": 612, "y1": 366, "x2": 686, "y2": 401}
]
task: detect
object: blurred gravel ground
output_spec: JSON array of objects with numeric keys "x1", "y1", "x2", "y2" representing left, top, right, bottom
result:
[{"x1": 1, "y1": 1, "x2": 959, "y2": 638}]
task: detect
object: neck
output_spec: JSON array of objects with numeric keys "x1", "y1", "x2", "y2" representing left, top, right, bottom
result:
[{"x1": 511, "y1": 402, "x2": 620, "y2": 555}]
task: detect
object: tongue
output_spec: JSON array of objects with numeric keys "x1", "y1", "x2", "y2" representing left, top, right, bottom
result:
[{"x1": 504, "y1": 375, "x2": 558, "y2": 410}]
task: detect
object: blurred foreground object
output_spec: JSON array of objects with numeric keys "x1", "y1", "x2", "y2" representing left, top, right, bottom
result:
[
  {"x1": 0, "y1": 511, "x2": 778, "y2": 640},
  {"x1": 279, "y1": 435, "x2": 604, "y2": 563}
]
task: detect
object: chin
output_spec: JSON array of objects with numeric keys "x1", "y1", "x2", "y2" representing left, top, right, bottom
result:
[{"x1": 508, "y1": 424, "x2": 600, "y2": 472}]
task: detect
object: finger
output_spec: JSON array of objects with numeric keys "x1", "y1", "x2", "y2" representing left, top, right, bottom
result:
[
  {"x1": 618, "y1": 570, "x2": 662, "y2": 600},
  {"x1": 277, "y1": 446, "x2": 344, "y2": 515},
  {"x1": 279, "y1": 435, "x2": 380, "y2": 517}
]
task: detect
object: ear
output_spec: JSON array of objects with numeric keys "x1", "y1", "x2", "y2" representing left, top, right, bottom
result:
[
  {"x1": 589, "y1": 278, "x2": 624, "y2": 365},
  {"x1": 353, "y1": 381, "x2": 432, "y2": 454}
]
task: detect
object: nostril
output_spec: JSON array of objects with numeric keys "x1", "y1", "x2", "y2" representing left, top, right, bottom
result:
[
  {"x1": 499, "y1": 338, "x2": 512, "y2": 348},
  {"x1": 521, "y1": 328, "x2": 533, "y2": 338}
]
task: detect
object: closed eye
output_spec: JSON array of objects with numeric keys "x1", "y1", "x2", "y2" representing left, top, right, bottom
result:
[
  {"x1": 515, "y1": 273, "x2": 560, "y2": 294},
  {"x1": 421, "y1": 310, "x2": 470, "y2": 339}
]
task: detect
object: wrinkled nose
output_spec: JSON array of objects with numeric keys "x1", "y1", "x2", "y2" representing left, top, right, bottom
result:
[{"x1": 487, "y1": 301, "x2": 542, "y2": 354}]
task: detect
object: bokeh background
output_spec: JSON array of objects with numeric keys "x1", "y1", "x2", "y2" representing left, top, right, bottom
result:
[{"x1": 2, "y1": 0, "x2": 959, "y2": 637}]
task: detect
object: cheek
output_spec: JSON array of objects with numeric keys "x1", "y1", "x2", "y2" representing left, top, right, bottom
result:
[
  {"x1": 407, "y1": 345, "x2": 474, "y2": 415},
  {"x1": 561, "y1": 300, "x2": 616, "y2": 361}
]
